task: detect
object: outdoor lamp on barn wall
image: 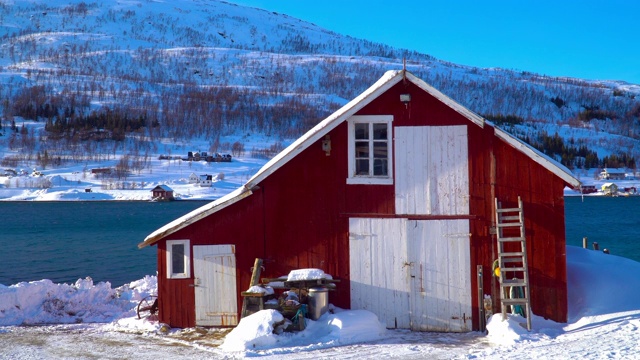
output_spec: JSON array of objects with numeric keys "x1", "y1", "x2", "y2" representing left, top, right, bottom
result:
[
  {"x1": 400, "y1": 93, "x2": 411, "y2": 108},
  {"x1": 322, "y1": 135, "x2": 331, "y2": 156}
]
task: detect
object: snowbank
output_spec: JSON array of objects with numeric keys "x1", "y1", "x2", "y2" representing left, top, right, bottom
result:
[
  {"x1": 220, "y1": 308, "x2": 386, "y2": 356},
  {"x1": 484, "y1": 245, "x2": 640, "y2": 348},
  {"x1": 0, "y1": 275, "x2": 156, "y2": 326},
  {"x1": 566, "y1": 246, "x2": 640, "y2": 321}
]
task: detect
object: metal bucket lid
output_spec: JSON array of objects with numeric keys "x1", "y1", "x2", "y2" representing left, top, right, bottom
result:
[{"x1": 308, "y1": 287, "x2": 328, "y2": 293}]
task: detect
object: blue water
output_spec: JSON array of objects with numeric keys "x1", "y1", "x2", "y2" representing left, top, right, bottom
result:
[
  {"x1": 565, "y1": 196, "x2": 640, "y2": 259},
  {"x1": 1, "y1": 198, "x2": 638, "y2": 287},
  {"x1": 0, "y1": 201, "x2": 207, "y2": 287}
]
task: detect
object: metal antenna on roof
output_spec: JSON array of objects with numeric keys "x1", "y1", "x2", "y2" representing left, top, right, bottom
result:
[{"x1": 402, "y1": 57, "x2": 407, "y2": 83}]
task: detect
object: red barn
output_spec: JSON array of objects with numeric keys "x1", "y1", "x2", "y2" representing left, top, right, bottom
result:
[{"x1": 139, "y1": 70, "x2": 580, "y2": 331}]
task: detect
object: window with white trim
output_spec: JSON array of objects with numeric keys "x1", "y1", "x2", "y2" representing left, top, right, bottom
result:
[
  {"x1": 347, "y1": 115, "x2": 393, "y2": 185},
  {"x1": 166, "y1": 239, "x2": 190, "y2": 279}
]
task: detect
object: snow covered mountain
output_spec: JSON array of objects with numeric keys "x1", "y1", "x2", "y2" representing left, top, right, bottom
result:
[{"x1": 1, "y1": 0, "x2": 639, "y2": 170}]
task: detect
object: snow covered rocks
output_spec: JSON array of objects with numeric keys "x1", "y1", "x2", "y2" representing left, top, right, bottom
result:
[
  {"x1": 220, "y1": 309, "x2": 285, "y2": 351},
  {"x1": 219, "y1": 308, "x2": 386, "y2": 355}
]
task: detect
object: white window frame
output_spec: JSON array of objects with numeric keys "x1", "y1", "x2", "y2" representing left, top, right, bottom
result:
[
  {"x1": 166, "y1": 239, "x2": 191, "y2": 279},
  {"x1": 347, "y1": 115, "x2": 393, "y2": 185}
]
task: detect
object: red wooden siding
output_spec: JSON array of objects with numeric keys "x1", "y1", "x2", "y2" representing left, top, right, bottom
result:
[
  {"x1": 239, "y1": 121, "x2": 350, "y2": 308},
  {"x1": 492, "y1": 137, "x2": 568, "y2": 321},
  {"x1": 467, "y1": 125, "x2": 496, "y2": 331},
  {"x1": 157, "y1": 194, "x2": 265, "y2": 328}
]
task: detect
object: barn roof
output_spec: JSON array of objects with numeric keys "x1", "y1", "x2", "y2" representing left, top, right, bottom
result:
[
  {"x1": 151, "y1": 184, "x2": 173, "y2": 192},
  {"x1": 493, "y1": 127, "x2": 580, "y2": 188},
  {"x1": 602, "y1": 168, "x2": 626, "y2": 174},
  {"x1": 138, "y1": 70, "x2": 580, "y2": 248}
]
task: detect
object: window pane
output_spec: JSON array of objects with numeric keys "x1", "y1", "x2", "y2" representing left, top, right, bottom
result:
[
  {"x1": 373, "y1": 142, "x2": 387, "y2": 159},
  {"x1": 172, "y1": 244, "x2": 185, "y2": 274},
  {"x1": 373, "y1": 159, "x2": 388, "y2": 176},
  {"x1": 373, "y1": 123, "x2": 387, "y2": 140},
  {"x1": 355, "y1": 123, "x2": 369, "y2": 140},
  {"x1": 356, "y1": 159, "x2": 369, "y2": 175},
  {"x1": 355, "y1": 141, "x2": 369, "y2": 158}
]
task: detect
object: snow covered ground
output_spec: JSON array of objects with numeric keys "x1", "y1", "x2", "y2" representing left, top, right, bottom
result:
[
  {"x1": 0, "y1": 122, "x2": 275, "y2": 202},
  {"x1": 1, "y1": 246, "x2": 639, "y2": 359}
]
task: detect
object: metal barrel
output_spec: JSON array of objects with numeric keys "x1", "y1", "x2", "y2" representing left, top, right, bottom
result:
[{"x1": 307, "y1": 287, "x2": 328, "y2": 320}]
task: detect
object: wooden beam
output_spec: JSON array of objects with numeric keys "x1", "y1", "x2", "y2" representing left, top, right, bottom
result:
[{"x1": 250, "y1": 258, "x2": 263, "y2": 287}]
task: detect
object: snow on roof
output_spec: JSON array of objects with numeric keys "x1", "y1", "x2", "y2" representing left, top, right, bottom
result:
[
  {"x1": 493, "y1": 126, "x2": 581, "y2": 188},
  {"x1": 151, "y1": 184, "x2": 173, "y2": 192},
  {"x1": 138, "y1": 186, "x2": 252, "y2": 248},
  {"x1": 139, "y1": 70, "x2": 579, "y2": 247},
  {"x1": 602, "y1": 168, "x2": 626, "y2": 174}
]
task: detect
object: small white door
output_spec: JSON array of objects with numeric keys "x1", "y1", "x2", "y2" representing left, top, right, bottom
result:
[{"x1": 193, "y1": 245, "x2": 238, "y2": 326}]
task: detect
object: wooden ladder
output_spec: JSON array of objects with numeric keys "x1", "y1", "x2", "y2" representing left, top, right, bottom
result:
[{"x1": 495, "y1": 196, "x2": 532, "y2": 331}]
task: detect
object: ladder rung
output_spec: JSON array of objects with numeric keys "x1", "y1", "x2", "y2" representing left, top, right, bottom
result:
[
  {"x1": 501, "y1": 298, "x2": 529, "y2": 305},
  {"x1": 497, "y1": 223, "x2": 522, "y2": 228},
  {"x1": 500, "y1": 267, "x2": 527, "y2": 272},
  {"x1": 501, "y1": 279, "x2": 527, "y2": 286},
  {"x1": 496, "y1": 207, "x2": 521, "y2": 213},
  {"x1": 498, "y1": 215, "x2": 521, "y2": 221},
  {"x1": 501, "y1": 258, "x2": 524, "y2": 263},
  {"x1": 498, "y1": 237, "x2": 525, "y2": 242},
  {"x1": 500, "y1": 252, "x2": 525, "y2": 257}
]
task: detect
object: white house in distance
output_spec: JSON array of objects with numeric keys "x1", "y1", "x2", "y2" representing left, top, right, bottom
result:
[
  {"x1": 188, "y1": 173, "x2": 213, "y2": 187},
  {"x1": 601, "y1": 182, "x2": 619, "y2": 195},
  {"x1": 198, "y1": 174, "x2": 213, "y2": 187},
  {"x1": 600, "y1": 168, "x2": 626, "y2": 180}
]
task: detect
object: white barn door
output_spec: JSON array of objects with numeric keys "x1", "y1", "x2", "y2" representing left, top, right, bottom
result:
[
  {"x1": 349, "y1": 218, "x2": 471, "y2": 332},
  {"x1": 395, "y1": 126, "x2": 469, "y2": 215},
  {"x1": 406, "y1": 220, "x2": 472, "y2": 332},
  {"x1": 349, "y1": 218, "x2": 411, "y2": 329},
  {"x1": 193, "y1": 245, "x2": 238, "y2": 326}
]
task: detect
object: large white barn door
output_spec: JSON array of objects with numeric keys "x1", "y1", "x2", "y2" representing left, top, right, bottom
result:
[
  {"x1": 407, "y1": 220, "x2": 472, "y2": 332},
  {"x1": 349, "y1": 218, "x2": 471, "y2": 332},
  {"x1": 193, "y1": 245, "x2": 238, "y2": 326},
  {"x1": 349, "y1": 218, "x2": 411, "y2": 329},
  {"x1": 395, "y1": 126, "x2": 469, "y2": 215}
]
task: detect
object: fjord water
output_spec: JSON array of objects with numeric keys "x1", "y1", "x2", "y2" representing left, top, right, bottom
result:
[
  {"x1": 1, "y1": 197, "x2": 638, "y2": 287},
  {"x1": 564, "y1": 196, "x2": 640, "y2": 259},
  {"x1": 0, "y1": 201, "x2": 207, "y2": 287}
]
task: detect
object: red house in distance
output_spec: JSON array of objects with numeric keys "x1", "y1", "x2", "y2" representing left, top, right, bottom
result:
[
  {"x1": 139, "y1": 70, "x2": 580, "y2": 331},
  {"x1": 150, "y1": 185, "x2": 174, "y2": 201}
]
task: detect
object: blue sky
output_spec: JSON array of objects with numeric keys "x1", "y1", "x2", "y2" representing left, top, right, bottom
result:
[{"x1": 229, "y1": 1, "x2": 640, "y2": 84}]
